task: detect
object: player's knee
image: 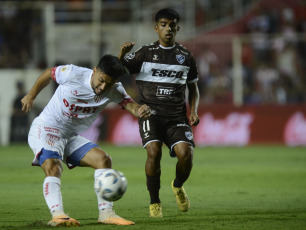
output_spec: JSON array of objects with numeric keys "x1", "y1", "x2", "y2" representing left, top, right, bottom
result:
[
  {"x1": 80, "y1": 148, "x2": 112, "y2": 169},
  {"x1": 104, "y1": 153, "x2": 112, "y2": 167},
  {"x1": 146, "y1": 145, "x2": 162, "y2": 161},
  {"x1": 177, "y1": 145, "x2": 193, "y2": 163},
  {"x1": 42, "y1": 158, "x2": 63, "y2": 178},
  {"x1": 96, "y1": 151, "x2": 112, "y2": 168}
]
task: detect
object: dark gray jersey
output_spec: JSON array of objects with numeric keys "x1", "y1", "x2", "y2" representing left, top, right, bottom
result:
[{"x1": 122, "y1": 41, "x2": 199, "y2": 117}]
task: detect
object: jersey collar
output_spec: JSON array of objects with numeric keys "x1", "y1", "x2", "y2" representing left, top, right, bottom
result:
[
  {"x1": 159, "y1": 44, "x2": 176, "y2": 49},
  {"x1": 87, "y1": 70, "x2": 94, "y2": 93}
]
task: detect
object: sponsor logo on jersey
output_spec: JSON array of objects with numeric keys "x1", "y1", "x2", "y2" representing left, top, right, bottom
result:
[
  {"x1": 185, "y1": 131, "x2": 193, "y2": 140},
  {"x1": 156, "y1": 86, "x2": 175, "y2": 97},
  {"x1": 63, "y1": 98, "x2": 98, "y2": 114},
  {"x1": 125, "y1": 52, "x2": 135, "y2": 60},
  {"x1": 176, "y1": 54, "x2": 185, "y2": 64},
  {"x1": 44, "y1": 182, "x2": 49, "y2": 196},
  {"x1": 153, "y1": 54, "x2": 159, "y2": 61},
  {"x1": 151, "y1": 68, "x2": 184, "y2": 78},
  {"x1": 136, "y1": 62, "x2": 188, "y2": 84},
  {"x1": 177, "y1": 123, "x2": 189, "y2": 127}
]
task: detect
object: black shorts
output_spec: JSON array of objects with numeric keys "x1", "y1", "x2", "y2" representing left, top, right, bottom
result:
[{"x1": 138, "y1": 115, "x2": 195, "y2": 157}]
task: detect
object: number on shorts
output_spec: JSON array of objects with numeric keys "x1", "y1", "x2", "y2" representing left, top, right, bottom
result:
[{"x1": 143, "y1": 120, "x2": 150, "y2": 132}]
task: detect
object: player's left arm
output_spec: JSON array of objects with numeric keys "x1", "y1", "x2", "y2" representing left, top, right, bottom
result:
[
  {"x1": 187, "y1": 82, "x2": 200, "y2": 126},
  {"x1": 124, "y1": 101, "x2": 151, "y2": 119}
]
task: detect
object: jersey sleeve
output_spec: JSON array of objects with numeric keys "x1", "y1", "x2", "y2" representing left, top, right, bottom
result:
[
  {"x1": 121, "y1": 47, "x2": 145, "y2": 74},
  {"x1": 112, "y1": 82, "x2": 134, "y2": 108},
  {"x1": 187, "y1": 55, "x2": 199, "y2": 84},
  {"x1": 51, "y1": 64, "x2": 73, "y2": 85}
]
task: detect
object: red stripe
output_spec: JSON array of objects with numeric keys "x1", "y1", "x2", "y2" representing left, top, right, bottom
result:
[
  {"x1": 119, "y1": 98, "x2": 134, "y2": 108},
  {"x1": 51, "y1": 66, "x2": 57, "y2": 81}
]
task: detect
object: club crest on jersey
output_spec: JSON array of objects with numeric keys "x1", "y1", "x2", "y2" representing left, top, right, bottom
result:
[
  {"x1": 185, "y1": 131, "x2": 193, "y2": 140},
  {"x1": 176, "y1": 54, "x2": 185, "y2": 64},
  {"x1": 94, "y1": 95, "x2": 103, "y2": 103}
]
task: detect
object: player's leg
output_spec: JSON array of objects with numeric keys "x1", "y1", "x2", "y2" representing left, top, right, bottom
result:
[
  {"x1": 28, "y1": 119, "x2": 79, "y2": 227},
  {"x1": 171, "y1": 143, "x2": 193, "y2": 212},
  {"x1": 172, "y1": 142, "x2": 193, "y2": 188},
  {"x1": 145, "y1": 141, "x2": 163, "y2": 217},
  {"x1": 139, "y1": 116, "x2": 164, "y2": 217},
  {"x1": 166, "y1": 119, "x2": 195, "y2": 212},
  {"x1": 67, "y1": 138, "x2": 134, "y2": 225},
  {"x1": 41, "y1": 156, "x2": 80, "y2": 227}
]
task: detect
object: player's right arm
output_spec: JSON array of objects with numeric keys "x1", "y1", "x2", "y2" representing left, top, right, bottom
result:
[
  {"x1": 118, "y1": 41, "x2": 135, "y2": 60},
  {"x1": 21, "y1": 67, "x2": 53, "y2": 112},
  {"x1": 118, "y1": 42, "x2": 145, "y2": 75}
]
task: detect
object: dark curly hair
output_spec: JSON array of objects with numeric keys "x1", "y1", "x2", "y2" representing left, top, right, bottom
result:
[
  {"x1": 155, "y1": 8, "x2": 180, "y2": 23},
  {"x1": 96, "y1": 55, "x2": 124, "y2": 79}
]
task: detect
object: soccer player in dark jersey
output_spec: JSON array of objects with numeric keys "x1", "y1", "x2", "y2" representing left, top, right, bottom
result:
[{"x1": 118, "y1": 8, "x2": 200, "y2": 217}]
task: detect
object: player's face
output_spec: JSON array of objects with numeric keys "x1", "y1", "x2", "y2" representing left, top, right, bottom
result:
[
  {"x1": 91, "y1": 67, "x2": 116, "y2": 96},
  {"x1": 155, "y1": 18, "x2": 179, "y2": 47}
]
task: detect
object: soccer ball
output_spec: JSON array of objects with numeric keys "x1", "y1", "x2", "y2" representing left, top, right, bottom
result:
[{"x1": 94, "y1": 169, "x2": 128, "y2": 201}]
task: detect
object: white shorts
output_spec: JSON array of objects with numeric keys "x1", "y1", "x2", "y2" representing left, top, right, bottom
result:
[{"x1": 28, "y1": 117, "x2": 98, "y2": 169}]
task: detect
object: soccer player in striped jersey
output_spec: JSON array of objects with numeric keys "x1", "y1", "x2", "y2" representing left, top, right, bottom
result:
[
  {"x1": 21, "y1": 55, "x2": 151, "y2": 226},
  {"x1": 118, "y1": 8, "x2": 200, "y2": 218}
]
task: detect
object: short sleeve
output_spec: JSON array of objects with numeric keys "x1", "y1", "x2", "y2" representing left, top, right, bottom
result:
[
  {"x1": 187, "y1": 55, "x2": 199, "y2": 84},
  {"x1": 121, "y1": 47, "x2": 145, "y2": 74},
  {"x1": 51, "y1": 65, "x2": 72, "y2": 85},
  {"x1": 111, "y1": 82, "x2": 133, "y2": 107}
]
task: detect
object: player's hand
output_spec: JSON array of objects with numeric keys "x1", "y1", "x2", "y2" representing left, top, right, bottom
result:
[
  {"x1": 21, "y1": 95, "x2": 34, "y2": 113},
  {"x1": 137, "y1": 104, "x2": 151, "y2": 118},
  {"x1": 189, "y1": 112, "x2": 200, "y2": 126},
  {"x1": 119, "y1": 42, "x2": 135, "y2": 59}
]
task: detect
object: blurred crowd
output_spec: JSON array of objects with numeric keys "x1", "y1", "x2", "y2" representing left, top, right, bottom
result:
[
  {"x1": 195, "y1": 1, "x2": 306, "y2": 104},
  {"x1": 0, "y1": 7, "x2": 36, "y2": 68},
  {"x1": 1, "y1": 0, "x2": 305, "y2": 105}
]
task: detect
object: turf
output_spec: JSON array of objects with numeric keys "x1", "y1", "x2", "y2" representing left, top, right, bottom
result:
[{"x1": 0, "y1": 144, "x2": 305, "y2": 230}]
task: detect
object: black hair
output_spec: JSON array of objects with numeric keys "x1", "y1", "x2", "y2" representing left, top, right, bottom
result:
[
  {"x1": 155, "y1": 8, "x2": 180, "y2": 23},
  {"x1": 96, "y1": 54, "x2": 124, "y2": 79}
]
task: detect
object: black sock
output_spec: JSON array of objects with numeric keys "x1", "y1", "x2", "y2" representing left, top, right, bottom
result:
[
  {"x1": 146, "y1": 174, "x2": 161, "y2": 204},
  {"x1": 173, "y1": 170, "x2": 190, "y2": 188}
]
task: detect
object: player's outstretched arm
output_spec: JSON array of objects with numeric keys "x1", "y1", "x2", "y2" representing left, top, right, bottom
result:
[
  {"x1": 124, "y1": 101, "x2": 151, "y2": 119},
  {"x1": 21, "y1": 68, "x2": 53, "y2": 113},
  {"x1": 118, "y1": 41, "x2": 135, "y2": 60},
  {"x1": 187, "y1": 82, "x2": 200, "y2": 126}
]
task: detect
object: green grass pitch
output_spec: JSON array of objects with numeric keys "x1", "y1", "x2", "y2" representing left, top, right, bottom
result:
[{"x1": 0, "y1": 144, "x2": 305, "y2": 230}]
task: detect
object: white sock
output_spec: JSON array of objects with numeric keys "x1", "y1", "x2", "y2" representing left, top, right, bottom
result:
[
  {"x1": 43, "y1": 176, "x2": 65, "y2": 217},
  {"x1": 94, "y1": 169, "x2": 113, "y2": 210}
]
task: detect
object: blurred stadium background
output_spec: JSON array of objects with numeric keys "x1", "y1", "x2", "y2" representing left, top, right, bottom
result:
[{"x1": 1, "y1": 0, "x2": 306, "y2": 146}]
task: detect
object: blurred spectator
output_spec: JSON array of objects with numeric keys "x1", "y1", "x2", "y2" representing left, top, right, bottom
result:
[
  {"x1": 274, "y1": 41, "x2": 299, "y2": 85},
  {"x1": 205, "y1": 68, "x2": 232, "y2": 104},
  {"x1": 254, "y1": 63, "x2": 280, "y2": 103},
  {"x1": 10, "y1": 81, "x2": 29, "y2": 142},
  {"x1": 247, "y1": 5, "x2": 272, "y2": 63},
  {"x1": 0, "y1": 7, "x2": 34, "y2": 68},
  {"x1": 196, "y1": 44, "x2": 218, "y2": 96}
]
